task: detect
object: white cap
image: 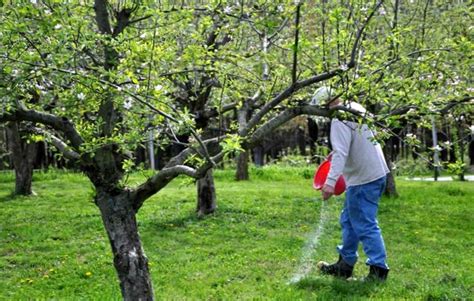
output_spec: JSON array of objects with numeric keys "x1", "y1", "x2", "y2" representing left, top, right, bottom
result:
[{"x1": 310, "y1": 86, "x2": 333, "y2": 105}]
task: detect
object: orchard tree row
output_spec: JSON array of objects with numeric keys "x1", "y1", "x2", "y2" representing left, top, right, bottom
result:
[{"x1": 0, "y1": 0, "x2": 472, "y2": 299}]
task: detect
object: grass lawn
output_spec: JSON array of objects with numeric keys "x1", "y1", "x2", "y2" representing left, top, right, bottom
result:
[{"x1": 0, "y1": 167, "x2": 473, "y2": 300}]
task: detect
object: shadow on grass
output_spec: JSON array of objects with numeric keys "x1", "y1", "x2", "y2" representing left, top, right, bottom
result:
[
  {"x1": 146, "y1": 204, "x2": 261, "y2": 232},
  {"x1": 294, "y1": 276, "x2": 382, "y2": 298},
  {"x1": 146, "y1": 212, "x2": 203, "y2": 232},
  {"x1": 0, "y1": 192, "x2": 33, "y2": 202}
]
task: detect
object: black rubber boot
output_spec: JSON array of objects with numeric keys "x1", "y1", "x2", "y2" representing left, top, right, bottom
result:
[
  {"x1": 364, "y1": 265, "x2": 389, "y2": 281},
  {"x1": 317, "y1": 255, "x2": 354, "y2": 279}
]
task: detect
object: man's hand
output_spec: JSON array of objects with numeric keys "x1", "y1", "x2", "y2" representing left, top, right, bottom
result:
[{"x1": 321, "y1": 184, "x2": 335, "y2": 201}]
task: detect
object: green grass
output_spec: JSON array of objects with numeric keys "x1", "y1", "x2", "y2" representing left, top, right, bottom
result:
[{"x1": 0, "y1": 167, "x2": 473, "y2": 300}]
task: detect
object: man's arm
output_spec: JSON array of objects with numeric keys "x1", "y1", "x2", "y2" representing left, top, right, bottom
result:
[{"x1": 322, "y1": 119, "x2": 352, "y2": 200}]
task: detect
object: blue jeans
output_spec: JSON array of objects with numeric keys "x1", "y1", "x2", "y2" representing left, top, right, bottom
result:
[{"x1": 337, "y1": 176, "x2": 388, "y2": 269}]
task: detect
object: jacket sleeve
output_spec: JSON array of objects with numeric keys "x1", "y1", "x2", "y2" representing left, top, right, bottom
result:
[{"x1": 325, "y1": 119, "x2": 352, "y2": 187}]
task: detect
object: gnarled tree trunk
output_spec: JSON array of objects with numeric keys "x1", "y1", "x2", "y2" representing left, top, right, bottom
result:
[
  {"x1": 95, "y1": 190, "x2": 154, "y2": 301},
  {"x1": 6, "y1": 121, "x2": 37, "y2": 195},
  {"x1": 197, "y1": 169, "x2": 216, "y2": 217}
]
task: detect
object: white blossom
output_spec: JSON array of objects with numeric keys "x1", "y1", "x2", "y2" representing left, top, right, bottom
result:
[
  {"x1": 154, "y1": 84, "x2": 163, "y2": 91},
  {"x1": 140, "y1": 33, "x2": 147, "y2": 39},
  {"x1": 77, "y1": 92, "x2": 85, "y2": 100},
  {"x1": 124, "y1": 98, "x2": 133, "y2": 110},
  {"x1": 340, "y1": 64, "x2": 349, "y2": 71},
  {"x1": 30, "y1": 0, "x2": 37, "y2": 4},
  {"x1": 277, "y1": 5, "x2": 284, "y2": 12},
  {"x1": 224, "y1": 6, "x2": 232, "y2": 14},
  {"x1": 470, "y1": 125, "x2": 474, "y2": 134},
  {"x1": 54, "y1": 24, "x2": 62, "y2": 30},
  {"x1": 406, "y1": 133, "x2": 415, "y2": 138},
  {"x1": 433, "y1": 145, "x2": 442, "y2": 152},
  {"x1": 379, "y1": 7, "x2": 386, "y2": 16}
]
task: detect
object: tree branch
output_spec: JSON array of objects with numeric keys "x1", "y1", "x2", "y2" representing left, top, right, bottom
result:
[
  {"x1": 243, "y1": 68, "x2": 342, "y2": 136},
  {"x1": 94, "y1": 0, "x2": 112, "y2": 35},
  {"x1": 130, "y1": 139, "x2": 224, "y2": 211},
  {"x1": 348, "y1": 0, "x2": 384, "y2": 68},
  {"x1": 0, "y1": 102, "x2": 84, "y2": 150},
  {"x1": 30, "y1": 127, "x2": 80, "y2": 160}
]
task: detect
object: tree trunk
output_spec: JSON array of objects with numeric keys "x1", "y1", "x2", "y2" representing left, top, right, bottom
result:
[
  {"x1": 469, "y1": 135, "x2": 474, "y2": 166},
  {"x1": 253, "y1": 145, "x2": 264, "y2": 167},
  {"x1": 196, "y1": 169, "x2": 216, "y2": 217},
  {"x1": 95, "y1": 191, "x2": 154, "y2": 301},
  {"x1": 235, "y1": 150, "x2": 249, "y2": 181},
  {"x1": 383, "y1": 147, "x2": 399, "y2": 197},
  {"x1": 6, "y1": 121, "x2": 37, "y2": 196},
  {"x1": 458, "y1": 119, "x2": 465, "y2": 181}
]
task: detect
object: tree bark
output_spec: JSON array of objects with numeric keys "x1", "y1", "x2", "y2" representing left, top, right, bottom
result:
[
  {"x1": 253, "y1": 145, "x2": 264, "y2": 167},
  {"x1": 95, "y1": 190, "x2": 154, "y2": 301},
  {"x1": 6, "y1": 121, "x2": 37, "y2": 196},
  {"x1": 235, "y1": 150, "x2": 249, "y2": 181},
  {"x1": 236, "y1": 102, "x2": 250, "y2": 180},
  {"x1": 383, "y1": 147, "x2": 399, "y2": 197},
  {"x1": 196, "y1": 169, "x2": 216, "y2": 217},
  {"x1": 469, "y1": 135, "x2": 474, "y2": 166}
]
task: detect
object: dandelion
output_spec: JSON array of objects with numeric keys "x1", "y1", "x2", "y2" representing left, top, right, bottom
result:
[{"x1": 85, "y1": 271, "x2": 92, "y2": 277}]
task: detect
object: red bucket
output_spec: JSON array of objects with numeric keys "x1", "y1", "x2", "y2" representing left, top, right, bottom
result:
[{"x1": 313, "y1": 159, "x2": 346, "y2": 195}]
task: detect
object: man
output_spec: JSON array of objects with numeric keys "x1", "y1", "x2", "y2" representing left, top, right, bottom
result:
[{"x1": 312, "y1": 86, "x2": 390, "y2": 281}]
